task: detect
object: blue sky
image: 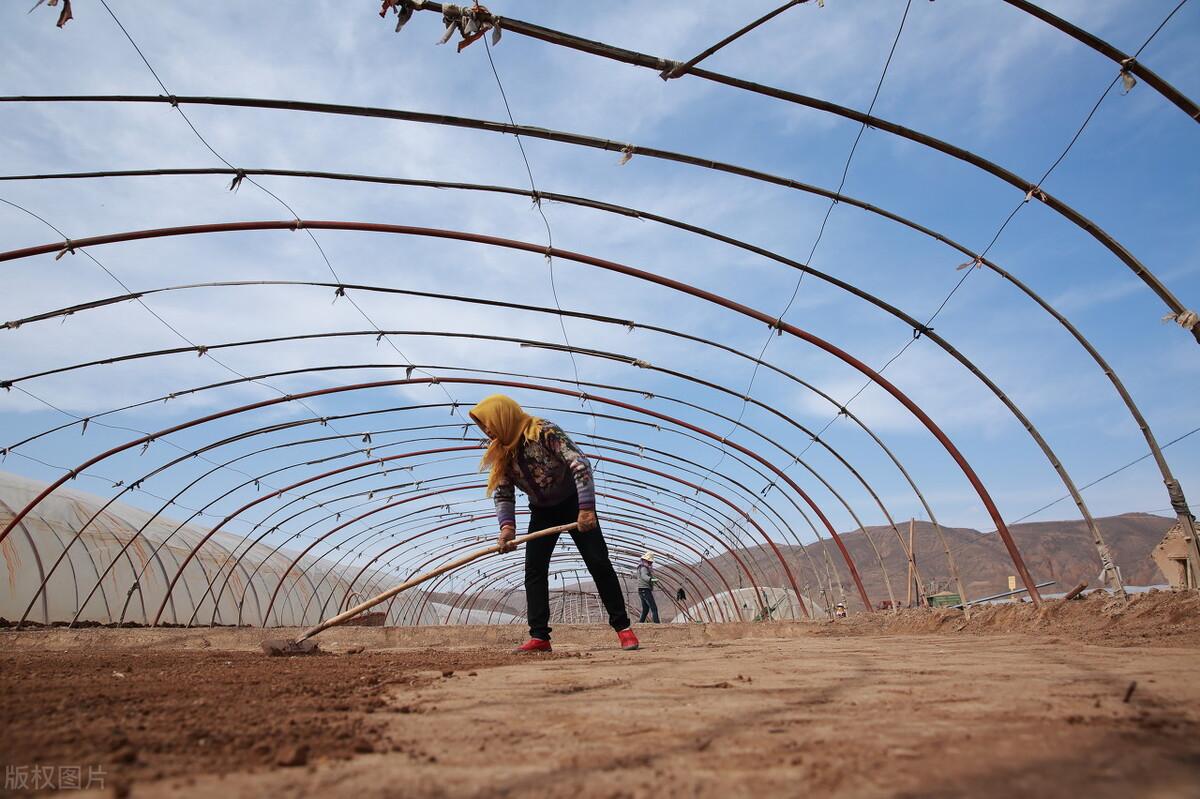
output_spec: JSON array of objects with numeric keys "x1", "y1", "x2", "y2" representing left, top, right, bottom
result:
[{"x1": 1, "y1": 1, "x2": 1197, "y2": 592}]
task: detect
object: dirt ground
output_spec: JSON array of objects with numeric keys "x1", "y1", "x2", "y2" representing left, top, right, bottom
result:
[
  {"x1": 2, "y1": 594, "x2": 1199, "y2": 798},
  {"x1": 823, "y1": 587, "x2": 1200, "y2": 648}
]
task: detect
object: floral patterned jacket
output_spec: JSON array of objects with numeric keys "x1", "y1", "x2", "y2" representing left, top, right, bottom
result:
[{"x1": 493, "y1": 422, "x2": 595, "y2": 530}]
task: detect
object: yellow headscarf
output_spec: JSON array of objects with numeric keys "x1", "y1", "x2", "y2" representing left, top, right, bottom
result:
[{"x1": 470, "y1": 394, "x2": 543, "y2": 497}]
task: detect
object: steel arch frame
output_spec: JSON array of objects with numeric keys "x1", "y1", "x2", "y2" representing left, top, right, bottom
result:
[
  {"x1": 4, "y1": 1, "x2": 1195, "y2": 614},
  {"x1": 261, "y1": 446, "x2": 809, "y2": 626},
  {"x1": 7, "y1": 320, "x2": 933, "y2": 609},
  {"x1": 407, "y1": 524, "x2": 758, "y2": 627},
  {"x1": 3, "y1": 162, "x2": 1190, "y2": 585},
  {"x1": 446, "y1": 539, "x2": 730, "y2": 627},
  {"x1": 0, "y1": 222, "x2": 1047, "y2": 603},
  {"x1": 145, "y1": 400, "x2": 841, "y2": 626},
  {"x1": 1, "y1": 94, "x2": 1187, "y2": 336}
]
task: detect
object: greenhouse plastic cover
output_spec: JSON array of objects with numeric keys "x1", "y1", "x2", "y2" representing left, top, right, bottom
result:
[{"x1": 0, "y1": 470, "x2": 441, "y2": 627}]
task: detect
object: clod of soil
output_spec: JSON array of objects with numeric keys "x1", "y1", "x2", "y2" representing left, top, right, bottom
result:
[{"x1": 275, "y1": 745, "x2": 309, "y2": 768}]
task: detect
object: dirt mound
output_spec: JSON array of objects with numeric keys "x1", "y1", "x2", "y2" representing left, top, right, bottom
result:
[
  {"x1": 0, "y1": 647, "x2": 567, "y2": 789},
  {"x1": 818, "y1": 589, "x2": 1200, "y2": 646}
]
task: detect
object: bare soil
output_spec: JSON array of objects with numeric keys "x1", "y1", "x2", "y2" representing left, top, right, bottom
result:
[
  {"x1": 822, "y1": 586, "x2": 1200, "y2": 647},
  {"x1": 0, "y1": 646, "x2": 569, "y2": 792},
  {"x1": 2, "y1": 594, "x2": 1199, "y2": 798}
]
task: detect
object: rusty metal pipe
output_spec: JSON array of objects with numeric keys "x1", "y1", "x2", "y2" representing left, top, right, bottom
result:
[{"x1": 0, "y1": 221, "x2": 1035, "y2": 600}]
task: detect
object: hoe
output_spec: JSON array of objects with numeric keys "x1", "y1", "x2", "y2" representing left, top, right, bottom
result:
[{"x1": 261, "y1": 522, "x2": 578, "y2": 655}]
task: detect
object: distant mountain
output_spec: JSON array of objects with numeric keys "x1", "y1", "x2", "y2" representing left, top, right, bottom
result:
[{"x1": 687, "y1": 513, "x2": 1176, "y2": 612}]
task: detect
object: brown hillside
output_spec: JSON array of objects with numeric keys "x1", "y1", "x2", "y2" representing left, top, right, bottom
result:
[{"x1": 682, "y1": 513, "x2": 1176, "y2": 613}]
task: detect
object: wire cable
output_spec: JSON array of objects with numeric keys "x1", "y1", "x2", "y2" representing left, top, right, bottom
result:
[
  {"x1": 0, "y1": 196, "x2": 376, "y2": 521},
  {"x1": 791, "y1": 0, "x2": 1192, "y2": 462},
  {"x1": 688, "y1": 0, "x2": 914, "y2": 540},
  {"x1": 481, "y1": 31, "x2": 601, "y2": 441},
  {"x1": 1009, "y1": 424, "x2": 1199, "y2": 524},
  {"x1": 94, "y1": 0, "x2": 469, "y2": 427}
]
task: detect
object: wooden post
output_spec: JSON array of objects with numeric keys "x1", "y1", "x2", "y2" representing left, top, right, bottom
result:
[
  {"x1": 906, "y1": 519, "x2": 914, "y2": 607},
  {"x1": 905, "y1": 518, "x2": 928, "y2": 607},
  {"x1": 1063, "y1": 580, "x2": 1088, "y2": 601}
]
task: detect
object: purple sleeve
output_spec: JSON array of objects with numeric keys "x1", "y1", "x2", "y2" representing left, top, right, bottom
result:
[
  {"x1": 494, "y1": 477, "x2": 516, "y2": 530},
  {"x1": 545, "y1": 425, "x2": 595, "y2": 511}
]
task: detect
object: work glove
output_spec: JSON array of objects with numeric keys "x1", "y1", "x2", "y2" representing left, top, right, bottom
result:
[
  {"x1": 577, "y1": 509, "x2": 599, "y2": 532},
  {"x1": 498, "y1": 525, "x2": 517, "y2": 553}
]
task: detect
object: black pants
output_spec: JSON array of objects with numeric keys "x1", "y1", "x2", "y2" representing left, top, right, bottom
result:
[
  {"x1": 525, "y1": 494, "x2": 630, "y2": 640},
  {"x1": 638, "y1": 588, "x2": 660, "y2": 623}
]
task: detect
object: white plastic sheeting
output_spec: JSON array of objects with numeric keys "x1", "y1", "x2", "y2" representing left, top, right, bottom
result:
[
  {"x1": 429, "y1": 602, "x2": 520, "y2": 625},
  {"x1": 0, "y1": 471, "x2": 440, "y2": 627},
  {"x1": 671, "y1": 586, "x2": 824, "y2": 623}
]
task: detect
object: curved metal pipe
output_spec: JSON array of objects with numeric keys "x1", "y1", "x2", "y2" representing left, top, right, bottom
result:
[
  {"x1": 314, "y1": 451, "x2": 801, "y2": 619},
  {"x1": 0, "y1": 95, "x2": 1186, "y2": 335},
  {"x1": 0, "y1": 186, "x2": 1155, "y2": 594},
  {"x1": 4, "y1": 275, "x2": 948, "y2": 597},
  {"x1": 4, "y1": 305, "x2": 908, "y2": 594},
  {"x1": 275, "y1": 428, "x2": 831, "y2": 625},
  {"x1": 5, "y1": 127, "x2": 1193, "y2": 574},
  {"x1": 460, "y1": 535, "x2": 774, "y2": 627},
  {"x1": 235, "y1": 431, "x2": 791, "y2": 625},
  {"x1": 449, "y1": 539, "x2": 723, "y2": 626},
  {"x1": 354, "y1": 508, "x2": 747, "y2": 625},
  {"x1": 295, "y1": 479, "x2": 763, "y2": 623},
  {"x1": 1, "y1": 384, "x2": 851, "y2": 613},
  {"x1": 297, "y1": 491, "x2": 734, "y2": 628},
  {"x1": 7, "y1": 321, "x2": 914, "y2": 606},
  {"x1": 235, "y1": 429, "x2": 801, "y2": 623},
  {"x1": 1001, "y1": 0, "x2": 1198, "y2": 122},
  {"x1": 336, "y1": 476, "x2": 777, "y2": 625},
  {"x1": 404, "y1": 4, "x2": 1196, "y2": 329},
  {"x1": 5, "y1": 324, "x2": 909, "y2": 556},
  {"x1": 199, "y1": 404, "x2": 834, "y2": 624},
  {"x1": 0, "y1": 221, "x2": 1042, "y2": 602},
  {"x1": 411, "y1": 522, "x2": 751, "y2": 626},
  {"x1": 288, "y1": 450, "x2": 782, "y2": 626},
  {"x1": 341, "y1": 409, "x2": 838, "y2": 608}
]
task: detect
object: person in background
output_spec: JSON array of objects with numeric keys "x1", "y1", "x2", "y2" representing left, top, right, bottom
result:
[
  {"x1": 470, "y1": 394, "x2": 639, "y2": 653},
  {"x1": 637, "y1": 551, "x2": 660, "y2": 624}
]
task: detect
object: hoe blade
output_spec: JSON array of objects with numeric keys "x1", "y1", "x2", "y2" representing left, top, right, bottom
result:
[{"x1": 260, "y1": 638, "x2": 320, "y2": 656}]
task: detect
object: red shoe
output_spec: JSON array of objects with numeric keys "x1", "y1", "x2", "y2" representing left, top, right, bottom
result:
[
  {"x1": 617, "y1": 628, "x2": 639, "y2": 651},
  {"x1": 514, "y1": 638, "x2": 552, "y2": 653}
]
